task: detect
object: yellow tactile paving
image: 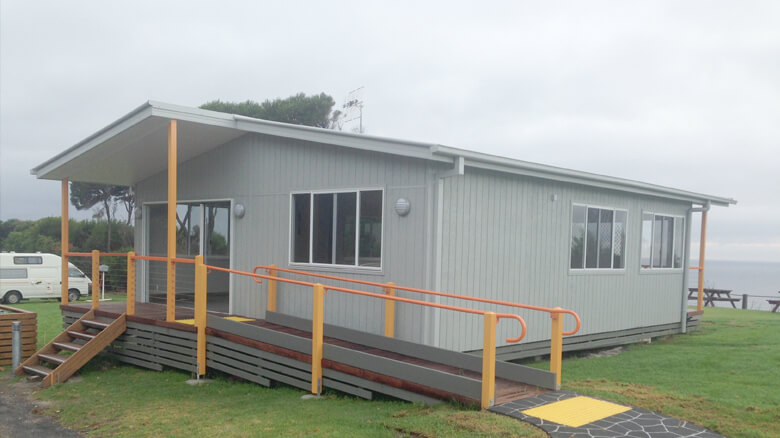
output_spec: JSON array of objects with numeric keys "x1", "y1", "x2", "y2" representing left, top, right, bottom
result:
[
  {"x1": 521, "y1": 396, "x2": 631, "y2": 427},
  {"x1": 175, "y1": 316, "x2": 253, "y2": 325}
]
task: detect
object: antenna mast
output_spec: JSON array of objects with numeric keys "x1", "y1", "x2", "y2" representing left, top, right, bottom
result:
[{"x1": 342, "y1": 87, "x2": 365, "y2": 133}]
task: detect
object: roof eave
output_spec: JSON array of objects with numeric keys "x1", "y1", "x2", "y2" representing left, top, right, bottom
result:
[{"x1": 431, "y1": 145, "x2": 737, "y2": 207}]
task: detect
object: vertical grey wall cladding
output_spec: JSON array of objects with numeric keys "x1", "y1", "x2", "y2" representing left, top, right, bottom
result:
[
  {"x1": 136, "y1": 133, "x2": 434, "y2": 343},
  {"x1": 438, "y1": 168, "x2": 690, "y2": 351}
]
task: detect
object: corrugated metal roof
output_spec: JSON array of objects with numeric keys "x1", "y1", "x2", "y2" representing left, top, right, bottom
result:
[{"x1": 31, "y1": 100, "x2": 736, "y2": 206}]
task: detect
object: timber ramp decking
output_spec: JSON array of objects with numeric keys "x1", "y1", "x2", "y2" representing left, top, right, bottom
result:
[{"x1": 61, "y1": 302, "x2": 555, "y2": 406}]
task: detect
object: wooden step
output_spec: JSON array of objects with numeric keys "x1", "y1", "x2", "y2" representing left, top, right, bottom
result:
[
  {"x1": 82, "y1": 320, "x2": 110, "y2": 330},
  {"x1": 22, "y1": 364, "x2": 52, "y2": 377},
  {"x1": 53, "y1": 341, "x2": 82, "y2": 352},
  {"x1": 68, "y1": 330, "x2": 95, "y2": 341},
  {"x1": 38, "y1": 353, "x2": 67, "y2": 365}
]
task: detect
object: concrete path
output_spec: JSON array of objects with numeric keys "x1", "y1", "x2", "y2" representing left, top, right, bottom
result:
[
  {"x1": 490, "y1": 390, "x2": 724, "y2": 438},
  {"x1": 0, "y1": 374, "x2": 82, "y2": 438}
]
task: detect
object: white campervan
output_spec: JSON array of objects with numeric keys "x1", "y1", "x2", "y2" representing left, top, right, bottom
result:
[{"x1": 0, "y1": 252, "x2": 92, "y2": 305}]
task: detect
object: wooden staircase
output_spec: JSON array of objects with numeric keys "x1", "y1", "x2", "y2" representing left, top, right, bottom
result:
[{"x1": 15, "y1": 310, "x2": 127, "y2": 387}]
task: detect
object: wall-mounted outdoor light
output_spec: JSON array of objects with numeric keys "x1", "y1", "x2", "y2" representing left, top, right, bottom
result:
[
  {"x1": 233, "y1": 203, "x2": 246, "y2": 219},
  {"x1": 395, "y1": 198, "x2": 411, "y2": 217},
  {"x1": 134, "y1": 206, "x2": 142, "y2": 220}
]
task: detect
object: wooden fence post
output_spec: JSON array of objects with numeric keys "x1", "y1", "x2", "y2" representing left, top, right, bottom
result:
[
  {"x1": 127, "y1": 252, "x2": 135, "y2": 316},
  {"x1": 91, "y1": 250, "x2": 100, "y2": 310}
]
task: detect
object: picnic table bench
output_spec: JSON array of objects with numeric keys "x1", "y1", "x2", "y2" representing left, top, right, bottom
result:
[{"x1": 688, "y1": 288, "x2": 741, "y2": 308}]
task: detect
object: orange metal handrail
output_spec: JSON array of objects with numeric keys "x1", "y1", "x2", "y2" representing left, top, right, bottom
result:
[
  {"x1": 66, "y1": 252, "x2": 127, "y2": 257},
  {"x1": 211, "y1": 265, "x2": 527, "y2": 343},
  {"x1": 133, "y1": 255, "x2": 168, "y2": 262},
  {"x1": 255, "y1": 265, "x2": 581, "y2": 336}
]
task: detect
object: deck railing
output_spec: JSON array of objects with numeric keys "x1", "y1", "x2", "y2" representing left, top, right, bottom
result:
[
  {"x1": 206, "y1": 262, "x2": 527, "y2": 408},
  {"x1": 60, "y1": 251, "x2": 579, "y2": 408},
  {"x1": 253, "y1": 264, "x2": 580, "y2": 389}
]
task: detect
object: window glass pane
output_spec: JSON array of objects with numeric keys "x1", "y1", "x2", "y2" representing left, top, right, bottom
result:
[
  {"x1": 292, "y1": 194, "x2": 310, "y2": 263},
  {"x1": 673, "y1": 217, "x2": 684, "y2": 268},
  {"x1": 312, "y1": 193, "x2": 334, "y2": 264},
  {"x1": 205, "y1": 203, "x2": 230, "y2": 257},
  {"x1": 68, "y1": 267, "x2": 85, "y2": 278},
  {"x1": 613, "y1": 210, "x2": 627, "y2": 269},
  {"x1": 13, "y1": 256, "x2": 42, "y2": 265},
  {"x1": 0, "y1": 268, "x2": 27, "y2": 279},
  {"x1": 335, "y1": 192, "x2": 357, "y2": 265},
  {"x1": 570, "y1": 206, "x2": 586, "y2": 269},
  {"x1": 585, "y1": 208, "x2": 599, "y2": 268},
  {"x1": 148, "y1": 204, "x2": 167, "y2": 256},
  {"x1": 652, "y1": 216, "x2": 664, "y2": 268},
  {"x1": 358, "y1": 190, "x2": 382, "y2": 267},
  {"x1": 640, "y1": 212, "x2": 653, "y2": 268},
  {"x1": 598, "y1": 209, "x2": 613, "y2": 268},
  {"x1": 176, "y1": 204, "x2": 201, "y2": 257},
  {"x1": 662, "y1": 216, "x2": 674, "y2": 268}
]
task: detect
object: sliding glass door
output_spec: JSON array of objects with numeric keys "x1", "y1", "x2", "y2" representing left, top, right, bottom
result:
[{"x1": 146, "y1": 201, "x2": 231, "y2": 312}]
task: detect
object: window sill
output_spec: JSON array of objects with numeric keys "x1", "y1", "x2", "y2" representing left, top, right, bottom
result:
[
  {"x1": 287, "y1": 263, "x2": 385, "y2": 277},
  {"x1": 568, "y1": 269, "x2": 626, "y2": 276},
  {"x1": 638, "y1": 268, "x2": 685, "y2": 275}
]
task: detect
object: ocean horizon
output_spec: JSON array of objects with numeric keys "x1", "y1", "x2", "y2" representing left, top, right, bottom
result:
[{"x1": 689, "y1": 259, "x2": 780, "y2": 311}]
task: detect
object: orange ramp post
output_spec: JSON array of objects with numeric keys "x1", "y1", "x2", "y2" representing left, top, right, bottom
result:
[
  {"x1": 481, "y1": 312, "x2": 497, "y2": 409},
  {"x1": 194, "y1": 255, "x2": 207, "y2": 376},
  {"x1": 127, "y1": 252, "x2": 135, "y2": 316},
  {"x1": 550, "y1": 308, "x2": 563, "y2": 390},
  {"x1": 311, "y1": 283, "x2": 324, "y2": 395},
  {"x1": 384, "y1": 282, "x2": 395, "y2": 338}
]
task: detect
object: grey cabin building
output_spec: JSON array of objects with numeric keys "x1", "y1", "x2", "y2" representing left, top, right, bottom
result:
[{"x1": 32, "y1": 101, "x2": 735, "y2": 359}]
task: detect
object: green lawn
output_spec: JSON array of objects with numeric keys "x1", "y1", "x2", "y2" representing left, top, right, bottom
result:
[
  {"x1": 537, "y1": 307, "x2": 780, "y2": 438},
  {"x1": 1, "y1": 296, "x2": 543, "y2": 438},
  {"x1": 2, "y1": 301, "x2": 777, "y2": 437}
]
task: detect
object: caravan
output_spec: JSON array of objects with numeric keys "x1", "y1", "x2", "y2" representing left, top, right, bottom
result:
[{"x1": 0, "y1": 253, "x2": 92, "y2": 304}]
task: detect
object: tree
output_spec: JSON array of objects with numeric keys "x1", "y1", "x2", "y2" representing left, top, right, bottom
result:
[
  {"x1": 70, "y1": 182, "x2": 132, "y2": 251},
  {"x1": 201, "y1": 92, "x2": 342, "y2": 129}
]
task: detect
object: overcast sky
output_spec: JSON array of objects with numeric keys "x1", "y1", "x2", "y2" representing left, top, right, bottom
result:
[{"x1": 1, "y1": 1, "x2": 778, "y2": 262}]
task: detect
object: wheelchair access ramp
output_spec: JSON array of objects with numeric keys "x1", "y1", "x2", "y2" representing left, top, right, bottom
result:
[{"x1": 206, "y1": 311, "x2": 557, "y2": 406}]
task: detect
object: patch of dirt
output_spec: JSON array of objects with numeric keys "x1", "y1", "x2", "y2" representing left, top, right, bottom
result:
[{"x1": 0, "y1": 370, "x2": 83, "y2": 438}]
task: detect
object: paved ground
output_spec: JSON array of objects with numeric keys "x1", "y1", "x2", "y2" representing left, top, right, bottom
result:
[
  {"x1": 490, "y1": 390, "x2": 724, "y2": 438},
  {"x1": 0, "y1": 372, "x2": 82, "y2": 438}
]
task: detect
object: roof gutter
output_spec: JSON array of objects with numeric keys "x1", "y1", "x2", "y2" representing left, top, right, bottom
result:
[{"x1": 430, "y1": 145, "x2": 736, "y2": 207}]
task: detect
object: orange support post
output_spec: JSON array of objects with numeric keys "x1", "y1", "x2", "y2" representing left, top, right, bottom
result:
[
  {"x1": 194, "y1": 255, "x2": 207, "y2": 376},
  {"x1": 384, "y1": 282, "x2": 395, "y2": 338},
  {"x1": 550, "y1": 308, "x2": 563, "y2": 390},
  {"x1": 61, "y1": 179, "x2": 69, "y2": 304},
  {"x1": 481, "y1": 312, "x2": 497, "y2": 409},
  {"x1": 91, "y1": 250, "x2": 100, "y2": 309},
  {"x1": 127, "y1": 252, "x2": 135, "y2": 316},
  {"x1": 267, "y1": 264, "x2": 277, "y2": 312},
  {"x1": 697, "y1": 210, "x2": 708, "y2": 312},
  {"x1": 311, "y1": 283, "x2": 324, "y2": 395},
  {"x1": 167, "y1": 119, "x2": 178, "y2": 322}
]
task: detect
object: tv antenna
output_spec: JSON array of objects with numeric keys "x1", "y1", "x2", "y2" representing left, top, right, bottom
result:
[{"x1": 342, "y1": 87, "x2": 364, "y2": 133}]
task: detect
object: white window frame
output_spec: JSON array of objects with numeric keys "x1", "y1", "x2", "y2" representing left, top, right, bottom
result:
[
  {"x1": 569, "y1": 203, "x2": 628, "y2": 272},
  {"x1": 640, "y1": 211, "x2": 685, "y2": 271},
  {"x1": 289, "y1": 188, "x2": 384, "y2": 271}
]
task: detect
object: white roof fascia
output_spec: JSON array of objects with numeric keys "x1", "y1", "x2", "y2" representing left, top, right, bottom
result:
[
  {"x1": 431, "y1": 145, "x2": 736, "y2": 207},
  {"x1": 31, "y1": 102, "x2": 154, "y2": 178},
  {"x1": 150, "y1": 102, "x2": 452, "y2": 164}
]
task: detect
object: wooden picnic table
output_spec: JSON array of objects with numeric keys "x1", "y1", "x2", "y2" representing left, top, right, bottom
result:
[
  {"x1": 768, "y1": 292, "x2": 780, "y2": 313},
  {"x1": 687, "y1": 288, "x2": 741, "y2": 308}
]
